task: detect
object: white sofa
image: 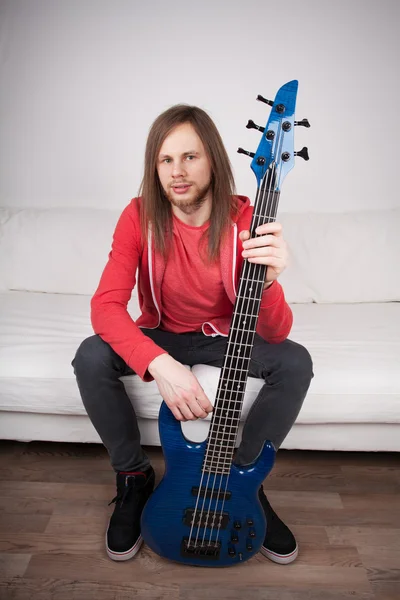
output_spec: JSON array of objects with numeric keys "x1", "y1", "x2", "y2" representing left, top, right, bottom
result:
[{"x1": 0, "y1": 205, "x2": 399, "y2": 451}]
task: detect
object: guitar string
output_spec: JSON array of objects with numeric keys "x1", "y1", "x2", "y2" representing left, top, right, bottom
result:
[
  {"x1": 211, "y1": 125, "x2": 286, "y2": 549},
  {"x1": 195, "y1": 171, "x2": 278, "y2": 549},
  {"x1": 188, "y1": 122, "x2": 283, "y2": 550},
  {"x1": 185, "y1": 180, "x2": 262, "y2": 548},
  {"x1": 194, "y1": 156, "x2": 281, "y2": 549},
  {"x1": 208, "y1": 122, "x2": 285, "y2": 549},
  {"x1": 187, "y1": 118, "x2": 285, "y2": 550},
  {"x1": 209, "y1": 153, "x2": 282, "y2": 549},
  {"x1": 197, "y1": 182, "x2": 267, "y2": 547}
]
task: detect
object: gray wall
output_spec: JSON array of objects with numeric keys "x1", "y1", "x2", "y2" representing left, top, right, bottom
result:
[{"x1": 0, "y1": 0, "x2": 399, "y2": 212}]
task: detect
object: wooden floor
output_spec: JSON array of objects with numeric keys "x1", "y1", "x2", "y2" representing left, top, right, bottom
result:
[{"x1": 0, "y1": 441, "x2": 399, "y2": 600}]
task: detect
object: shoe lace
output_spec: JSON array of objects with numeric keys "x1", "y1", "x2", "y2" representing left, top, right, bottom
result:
[{"x1": 108, "y1": 476, "x2": 135, "y2": 508}]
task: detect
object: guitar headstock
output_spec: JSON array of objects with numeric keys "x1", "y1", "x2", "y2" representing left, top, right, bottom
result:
[{"x1": 238, "y1": 80, "x2": 310, "y2": 191}]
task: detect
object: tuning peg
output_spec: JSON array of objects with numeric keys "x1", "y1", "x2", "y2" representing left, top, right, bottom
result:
[
  {"x1": 294, "y1": 118, "x2": 311, "y2": 128},
  {"x1": 246, "y1": 120, "x2": 265, "y2": 133},
  {"x1": 256, "y1": 95, "x2": 274, "y2": 107},
  {"x1": 294, "y1": 147, "x2": 309, "y2": 161},
  {"x1": 237, "y1": 147, "x2": 255, "y2": 158}
]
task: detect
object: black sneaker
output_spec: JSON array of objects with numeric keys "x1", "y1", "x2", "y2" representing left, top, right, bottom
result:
[
  {"x1": 106, "y1": 465, "x2": 155, "y2": 561},
  {"x1": 258, "y1": 484, "x2": 298, "y2": 564}
]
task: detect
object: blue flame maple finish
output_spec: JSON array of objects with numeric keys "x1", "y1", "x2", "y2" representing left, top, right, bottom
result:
[
  {"x1": 141, "y1": 80, "x2": 302, "y2": 567},
  {"x1": 141, "y1": 402, "x2": 275, "y2": 567}
]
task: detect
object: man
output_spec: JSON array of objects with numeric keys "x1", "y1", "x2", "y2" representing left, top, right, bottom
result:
[{"x1": 72, "y1": 104, "x2": 313, "y2": 565}]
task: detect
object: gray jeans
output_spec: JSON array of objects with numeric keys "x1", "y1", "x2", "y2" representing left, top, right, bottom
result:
[{"x1": 71, "y1": 329, "x2": 313, "y2": 472}]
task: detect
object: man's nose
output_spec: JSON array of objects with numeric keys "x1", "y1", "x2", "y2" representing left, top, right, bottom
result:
[{"x1": 172, "y1": 161, "x2": 186, "y2": 177}]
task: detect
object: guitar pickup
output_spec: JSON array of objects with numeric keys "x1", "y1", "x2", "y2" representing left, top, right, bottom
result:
[
  {"x1": 184, "y1": 508, "x2": 229, "y2": 529},
  {"x1": 191, "y1": 486, "x2": 232, "y2": 501}
]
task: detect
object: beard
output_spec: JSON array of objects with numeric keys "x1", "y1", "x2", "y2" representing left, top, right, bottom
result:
[{"x1": 164, "y1": 179, "x2": 212, "y2": 215}]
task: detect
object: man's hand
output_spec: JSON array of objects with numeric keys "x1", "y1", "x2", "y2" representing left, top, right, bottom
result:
[
  {"x1": 239, "y1": 222, "x2": 288, "y2": 289},
  {"x1": 147, "y1": 354, "x2": 213, "y2": 421}
]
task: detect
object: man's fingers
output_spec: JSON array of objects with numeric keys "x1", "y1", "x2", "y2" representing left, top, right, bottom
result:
[
  {"x1": 170, "y1": 406, "x2": 185, "y2": 421},
  {"x1": 177, "y1": 402, "x2": 197, "y2": 421},
  {"x1": 194, "y1": 388, "x2": 213, "y2": 413},
  {"x1": 187, "y1": 398, "x2": 209, "y2": 419}
]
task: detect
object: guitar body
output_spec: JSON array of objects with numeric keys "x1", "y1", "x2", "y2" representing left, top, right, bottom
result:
[{"x1": 141, "y1": 401, "x2": 275, "y2": 567}]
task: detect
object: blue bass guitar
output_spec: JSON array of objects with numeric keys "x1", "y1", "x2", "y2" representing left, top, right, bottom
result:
[{"x1": 141, "y1": 80, "x2": 309, "y2": 567}]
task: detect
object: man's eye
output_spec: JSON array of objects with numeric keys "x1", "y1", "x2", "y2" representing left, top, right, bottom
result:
[
  {"x1": 163, "y1": 158, "x2": 171, "y2": 163},
  {"x1": 186, "y1": 155, "x2": 195, "y2": 160}
]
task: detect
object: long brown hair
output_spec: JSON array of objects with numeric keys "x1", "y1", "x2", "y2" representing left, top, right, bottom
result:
[{"x1": 138, "y1": 104, "x2": 237, "y2": 262}]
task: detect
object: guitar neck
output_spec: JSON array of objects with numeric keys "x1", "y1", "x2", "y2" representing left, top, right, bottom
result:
[{"x1": 203, "y1": 186, "x2": 280, "y2": 474}]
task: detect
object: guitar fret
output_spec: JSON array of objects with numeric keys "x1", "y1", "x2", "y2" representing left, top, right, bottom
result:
[
  {"x1": 204, "y1": 460, "x2": 234, "y2": 466},
  {"x1": 252, "y1": 213, "x2": 276, "y2": 220},
  {"x1": 211, "y1": 426, "x2": 240, "y2": 432},
  {"x1": 204, "y1": 470, "x2": 231, "y2": 475},
  {"x1": 207, "y1": 449, "x2": 236, "y2": 454},
  {"x1": 218, "y1": 373, "x2": 250, "y2": 382},
  {"x1": 231, "y1": 311, "x2": 259, "y2": 320},
  {"x1": 237, "y1": 277, "x2": 264, "y2": 284}
]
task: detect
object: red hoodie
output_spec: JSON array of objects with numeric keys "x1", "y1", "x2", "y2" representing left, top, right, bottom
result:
[{"x1": 91, "y1": 196, "x2": 293, "y2": 381}]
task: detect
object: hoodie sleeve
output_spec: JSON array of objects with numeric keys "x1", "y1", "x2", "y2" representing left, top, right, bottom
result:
[
  {"x1": 256, "y1": 280, "x2": 293, "y2": 343},
  {"x1": 90, "y1": 200, "x2": 167, "y2": 381}
]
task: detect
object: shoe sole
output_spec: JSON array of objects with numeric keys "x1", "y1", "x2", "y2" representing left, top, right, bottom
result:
[
  {"x1": 106, "y1": 530, "x2": 143, "y2": 562},
  {"x1": 260, "y1": 543, "x2": 298, "y2": 564}
]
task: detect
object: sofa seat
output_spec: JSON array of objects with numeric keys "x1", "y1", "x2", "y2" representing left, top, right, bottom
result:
[{"x1": 1, "y1": 290, "x2": 399, "y2": 451}]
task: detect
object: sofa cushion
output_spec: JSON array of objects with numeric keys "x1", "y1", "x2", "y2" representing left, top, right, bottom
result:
[{"x1": 0, "y1": 291, "x2": 399, "y2": 427}]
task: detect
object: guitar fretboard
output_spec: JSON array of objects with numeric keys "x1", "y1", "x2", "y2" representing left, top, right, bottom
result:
[{"x1": 202, "y1": 187, "x2": 280, "y2": 475}]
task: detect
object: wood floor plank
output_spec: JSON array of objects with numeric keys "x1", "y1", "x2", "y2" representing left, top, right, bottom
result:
[
  {"x1": 326, "y1": 527, "x2": 400, "y2": 550},
  {"x1": 294, "y1": 543, "x2": 362, "y2": 567},
  {"x1": 0, "y1": 533, "x2": 103, "y2": 555},
  {"x1": 178, "y1": 584, "x2": 375, "y2": 600},
  {"x1": 340, "y1": 492, "x2": 400, "y2": 512},
  {"x1": 0, "y1": 553, "x2": 31, "y2": 578},
  {"x1": 358, "y1": 546, "x2": 400, "y2": 570},
  {"x1": 262, "y1": 465, "x2": 346, "y2": 493},
  {"x1": 23, "y1": 550, "x2": 372, "y2": 591},
  {"x1": 283, "y1": 525, "x2": 330, "y2": 545},
  {"x1": 370, "y1": 581, "x2": 400, "y2": 600},
  {"x1": 366, "y1": 568, "x2": 400, "y2": 583},
  {"x1": 0, "y1": 514, "x2": 51, "y2": 535},
  {"x1": 0, "y1": 578, "x2": 179, "y2": 600},
  {"x1": 52, "y1": 500, "x2": 108, "y2": 517},
  {"x1": 0, "y1": 481, "x2": 112, "y2": 502},
  {"x1": 277, "y1": 506, "x2": 400, "y2": 528},
  {"x1": 0, "y1": 459, "x2": 114, "y2": 485},
  {"x1": 340, "y1": 466, "x2": 400, "y2": 494},
  {"x1": 260, "y1": 450, "x2": 400, "y2": 468},
  {"x1": 266, "y1": 489, "x2": 343, "y2": 509},
  {"x1": 0, "y1": 497, "x2": 54, "y2": 516},
  {"x1": 44, "y1": 515, "x2": 108, "y2": 536}
]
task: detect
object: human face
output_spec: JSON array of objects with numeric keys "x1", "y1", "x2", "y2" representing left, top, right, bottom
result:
[{"x1": 157, "y1": 122, "x2": 213, "y2": 218}]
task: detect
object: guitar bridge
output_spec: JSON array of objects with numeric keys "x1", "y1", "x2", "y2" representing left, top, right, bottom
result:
[{"x1": 181, "y1": 537, "x2": 221, "y2": 560}]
